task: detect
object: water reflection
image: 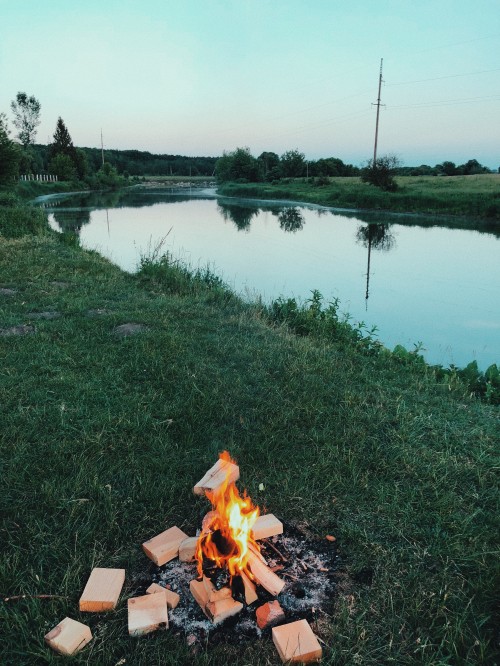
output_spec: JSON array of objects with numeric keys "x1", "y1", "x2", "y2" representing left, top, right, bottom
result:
[
  {"x1": 51, "y1": 208, "x2": 91, "y2": 234},
  {"x1": 278, "y1": 207, "x2": 305, "y2": 233},
  {"x1": 355, "y1": 224, "x2": 397, "y2": 306},
  {"x1": 355, "y1": 223, "x2": 396, "y2": 252},
  {"x1": 218, "y1": 202, "x2": 258, "y2": 231}
]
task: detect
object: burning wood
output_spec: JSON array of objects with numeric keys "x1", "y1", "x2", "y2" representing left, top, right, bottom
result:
[
  {"x1": 178, "y1": 536, "x2": 198, "y2": 562},
  {"x1": 247, "y1": 550, "x2": 286, "y2": 596},
  {"x1": 193, "y1": 454, "x2": 239, "y2": 496},
  {"x1": 189, "y1": 578, "x2": 243, "y2": 624},
  {"x1": 252, "y1": 513, "x2": 283, "y2": 540}
]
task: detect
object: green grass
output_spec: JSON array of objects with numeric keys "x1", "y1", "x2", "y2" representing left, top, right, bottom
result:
[
  {"x1": 0, "y1": 207, "x2": 499, "y2": 665},
  {"x1": 218, "y1": 174, "x2": 500, "y2": 223}
]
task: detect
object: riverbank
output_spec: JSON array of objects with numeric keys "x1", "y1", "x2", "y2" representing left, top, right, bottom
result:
[
  {"x1": 1, "y1": 202, "x2": 498, "y2": 664},
  {"x1": 218, "y1": 174, "x2": 500, "y2": 223}
]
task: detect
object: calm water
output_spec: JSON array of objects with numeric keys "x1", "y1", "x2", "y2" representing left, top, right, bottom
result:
[{"x1": 40, "y1": 188, "x2": 500, "y2": 370}]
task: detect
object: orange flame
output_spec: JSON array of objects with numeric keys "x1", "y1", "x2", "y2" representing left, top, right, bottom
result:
[{"x1": 196, "y1": 451, "x2": 260, "y2": 579}]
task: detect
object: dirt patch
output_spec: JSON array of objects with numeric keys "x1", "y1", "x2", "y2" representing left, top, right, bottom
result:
[
  {"x1": 87, "y1": 308, "x2": 112, "y2": 317},
  {"x1": 0, "y1": 325, "x2": 36, "y2": 336},
  {"x1": 114, "y1": 323, "x2": 150, "y2": 337},
  {"x1": 27, "y1": 311, "x2": 61, "y2": 320}
]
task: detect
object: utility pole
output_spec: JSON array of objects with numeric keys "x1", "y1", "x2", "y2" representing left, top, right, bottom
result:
[
  {"x1": 372, "y1": 58, "x2": 384, "y2": 164},
  {"x1": 101, "y1": 129, "x2": 104, "y2": 166}
]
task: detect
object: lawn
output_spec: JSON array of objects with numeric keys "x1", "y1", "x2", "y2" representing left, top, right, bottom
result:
[{"x1": 0, "y1": 202, "x2": 498, "y2": 664}]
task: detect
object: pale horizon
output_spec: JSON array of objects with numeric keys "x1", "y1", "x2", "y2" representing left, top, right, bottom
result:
[{"x1": 1, "y1": 0, "x2": 499, "y2": 169}]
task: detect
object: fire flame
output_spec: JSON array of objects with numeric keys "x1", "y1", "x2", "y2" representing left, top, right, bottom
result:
[{"x1": 196, "y1": 451, "x2": 260, "y2": 579}]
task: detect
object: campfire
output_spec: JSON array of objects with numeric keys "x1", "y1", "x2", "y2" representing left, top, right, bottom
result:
[
  {"x1": 44, "y1": 452, "x2": 336, "y2": 662},
  {"x1": 190, "y1": 451, "x2": 286, "y2": 624},
  {"x1": 140, "y1": 451, "x2": 333, "y2": 662}
]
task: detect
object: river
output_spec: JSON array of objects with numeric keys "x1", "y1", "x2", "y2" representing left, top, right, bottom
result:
[{"x1": 39, "y1": 187, "x2": 500, "y2": 370}]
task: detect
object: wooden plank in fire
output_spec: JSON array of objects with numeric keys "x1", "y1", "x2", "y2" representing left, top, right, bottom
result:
[
  {"x1": 252, "y1": 514, "x2": 283, "y2": 540},
  {"x1": 247, "y1": 551, "x2": 285, "y2": 596},
  {"x1": 190, "y1": 578, "x2": 242, "y2": 624},
  {"x1": 193, "y1": 458, "x2": 239, "y2": 496}
]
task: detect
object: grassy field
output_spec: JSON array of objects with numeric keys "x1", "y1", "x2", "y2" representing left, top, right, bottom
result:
[
  {"x1": 1, "y1": 200, "x2": 499, "y2": 665},
  {"x1": 218, "y1": 174, "x2": 500, "y2": 223}
]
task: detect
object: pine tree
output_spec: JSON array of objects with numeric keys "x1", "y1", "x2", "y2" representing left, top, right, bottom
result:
[
  {"x1": 49, "y1": 117, "x2": 76, "y2": 161},
  {"x1": 49, "y1": 117, "x2": 79, "y2": 180}
]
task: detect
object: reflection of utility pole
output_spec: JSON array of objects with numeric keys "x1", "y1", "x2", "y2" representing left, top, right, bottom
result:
[
  {"x1": 372, "y1": 58, "x2": 384, "y2": 163},
  {"x1": 106, "y1": 209, "x2": 110, "y2": 236},
  {"x1": 365, "y1": 228, "x2": 373, "y2": 309}
]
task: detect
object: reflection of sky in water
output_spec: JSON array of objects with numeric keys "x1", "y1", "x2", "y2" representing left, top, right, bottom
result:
[{"x1": 46, "y1": 193, "x2": 500, "y2": 370}]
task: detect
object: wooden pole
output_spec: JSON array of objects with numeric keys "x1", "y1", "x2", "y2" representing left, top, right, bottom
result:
[{"x1": 373, "y1": 58, "x2": 383, "y2": 164}]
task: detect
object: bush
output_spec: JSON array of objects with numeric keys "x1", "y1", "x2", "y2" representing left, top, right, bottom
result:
[
  {"x1": 361, "y1": 155, "x2": 400, "y2": 191},
  {"x1": 0, "y1": 203, "x2": 48, "y2": 238}
]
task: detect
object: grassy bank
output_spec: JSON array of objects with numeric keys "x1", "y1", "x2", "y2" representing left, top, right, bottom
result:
[
  {"x1": 218, "y1": 174, "x2": 500, "y2": 222},
  {"x1": 1, "y1": 204, "x2": 499, "y2": 665}
]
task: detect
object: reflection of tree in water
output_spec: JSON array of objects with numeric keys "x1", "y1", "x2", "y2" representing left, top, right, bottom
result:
[
  {"x1": 52, "y1": 208, "x2": 91, "y2": 234},
  {"x1": 278, "y1": 207, "x2": 305, "y2": 233},
  {"x1": 218, "y1": 202, "x2": 258, "y2": 231},
  {"x1": 356, "y1": 224, "x2": 396, "y2": 305},
  {"x1": 356, "y1": 223, "x2": 395, "y2": 251}
]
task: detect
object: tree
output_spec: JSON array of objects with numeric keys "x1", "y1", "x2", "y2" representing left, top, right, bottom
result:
[
  {"x1": 258, "y1": 151, "x2": 281, "y2": 180},
  {"x1": 280, "y1": 150, "x2": 305, "y2": 177},
  {"x1": 0, "y1": 113, "x2": 21, "y2": 184},
  {"x1": 49, "y1": 153, "x2": 77, "y2": 181},
  {"x1": 10, "y1": 92, "x2": 41, "y2": 147},
  {"x1": 50, "y1": 117, "x2": 76, "y2": 161},
  {"x1": 361, "y1": 154, "x2": 401, "y2": 191},
  {"x1": 215, "y1": 147, "x2": 262, "y2": 183},
  {"x1": 437, "y1": 161, "x2": 457, "y2": 176}
]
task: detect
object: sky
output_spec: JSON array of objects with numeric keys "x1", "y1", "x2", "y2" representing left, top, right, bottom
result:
[{"x1": 1, "y1": 0, "x2": 499, "y2": 167}]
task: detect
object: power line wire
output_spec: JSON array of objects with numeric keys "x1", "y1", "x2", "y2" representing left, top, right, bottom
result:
[{"x1": 386, "y1": 67, "x2": 500, "y2": 87}]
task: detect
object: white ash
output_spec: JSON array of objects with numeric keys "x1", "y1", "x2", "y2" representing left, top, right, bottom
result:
[{"x1": 146, "y1": 530, "x2": 337, "y2": 644}]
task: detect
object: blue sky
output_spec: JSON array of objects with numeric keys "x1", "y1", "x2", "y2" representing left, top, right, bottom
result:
[{"x1": 1, "y1": 0, "x2": 499, "y2": 167}]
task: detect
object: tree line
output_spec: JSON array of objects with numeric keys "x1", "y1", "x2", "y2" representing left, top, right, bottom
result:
[
  {"x1": 0, "y1": 91, "x2": 217, "y2": 188},
  {"x1": 1, "y1": 91, "x2": 495, "y2": 190}
]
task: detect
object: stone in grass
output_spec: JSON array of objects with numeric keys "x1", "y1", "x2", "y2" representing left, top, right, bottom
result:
[
  {"x1": 86, "y1": 308, "x2": 111, "y2": 317},
  {"x1": 27, "y1": 311, "x2": 61, "y2": 319},
  {"x1": 256, "y1": 600, "x2": 285, "y2": 630},
  {"x1": 0, "y1": 325, "x2": 35, "y2": 336},
  {"x1": 114, "y1": 323, "x2": 150, "y2": 337},
  {"x1": 44, "y1": 617, "x2": 92, "y2": 656},
  {"x1": 272, "y1": 619, "x2": 322, "y2": 663},
  {"x1": 128, "y1": 592, "x2": 169, "y2": 637}
]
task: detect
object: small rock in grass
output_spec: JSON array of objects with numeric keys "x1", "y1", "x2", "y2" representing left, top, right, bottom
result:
[
  {"x1": 114, "y1": 323, "x2": 149, "y2": 337},
  {"x1": 0, "y1": 325, "x2": 35, "y2": 336},
  {"x1": 27, "y1": 311, "x2": 61, "y2": 319}
]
